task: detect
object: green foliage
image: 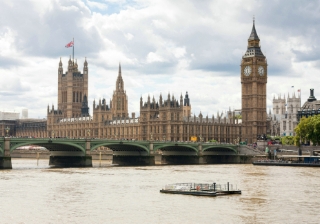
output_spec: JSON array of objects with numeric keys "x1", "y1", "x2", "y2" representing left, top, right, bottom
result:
[
  {"x1": 295, "y1": 114, "x2": 320, "y2": 146},
  {"x1": 281, "y1": 136, "x2": 295, "y2": 145},
  {"x1": 234, "y1": 114, "x2": 242, "y2": 119}
]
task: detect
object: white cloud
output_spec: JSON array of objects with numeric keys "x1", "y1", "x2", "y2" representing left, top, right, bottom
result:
[
  {"x1": 0, "y1": 0, "x2": 319, "y2": 118},
  {"x1": 124, "y1": 32, "x2": 134, "y2": 40},
  {"x1": 146, "y1": 52, "x2": 164, "y2": 63},
  {"x1": 86, "y1": 0, "x2": 108, "y2": 10}
]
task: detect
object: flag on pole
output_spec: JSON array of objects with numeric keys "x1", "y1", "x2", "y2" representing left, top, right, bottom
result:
[{"x1": 65, "y1": 41, "x2": 74, "y2": 48}]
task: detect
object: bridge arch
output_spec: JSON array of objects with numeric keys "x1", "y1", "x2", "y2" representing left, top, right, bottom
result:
[
  {"x1": 8, "y1": 139, "x2": 86, "y2": 153},
  {"x1": 90, "y1": 141, "x2": 150, "y2": 154},
  {"x1": 153, "y1": 143, "x2": 198, "y2": 153},
  {"x1": 202, "y1": 144, "x2": 238, "y2": 155}
]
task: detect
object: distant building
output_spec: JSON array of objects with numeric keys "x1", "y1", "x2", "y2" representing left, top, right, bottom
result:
[
  {"x1": 271, "y1": 92, "x2": 301, "y2": 136},
  {"x1": 297, "y1": 89, "x2": 320, "y2": 122},
  {"x1": 21, "y1": 109, "x2": 28, "y2": 119},
  {"x1": 0, "y1": 111, "x2": 20, "y2": 120}
]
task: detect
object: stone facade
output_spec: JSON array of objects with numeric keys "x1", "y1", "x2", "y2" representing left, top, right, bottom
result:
[
  {"x1": 241, "y1": 20, "x2": 267, "y2": 143},
  {"x1": 270, "y1": 92, "x2": 301, "y2": 137},
  {"x1": 16, "y1": 61, "x2": 242, "y2": 142},
  {"x1": 14, "y1": 21, "x2": 268, "y2": 144}
]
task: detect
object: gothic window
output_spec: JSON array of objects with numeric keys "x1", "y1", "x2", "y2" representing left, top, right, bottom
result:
[
  {"x1": 289, "y1": 121, "x2": 291, "y2": 130},
  {"x1": 171, "y1": 113, "x2": 174, "y2": 121},
  {"x1": 283, "y1": 121, "x2": 286, "y2": 131},
  {"x1": 276, "y1": 106, "x2": 279, "y2": 114},
  {"x1": 290, "y1": 105, "x2": 293, "y2": 113}
]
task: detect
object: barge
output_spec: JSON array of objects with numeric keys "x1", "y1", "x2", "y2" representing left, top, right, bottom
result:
[{"x1": 160, "y1": 182, "x2": 241, "y2": 197}]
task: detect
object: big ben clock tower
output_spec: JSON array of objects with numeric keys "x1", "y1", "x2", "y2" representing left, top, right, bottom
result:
[{"x1": 241, "y1": 19, "x2": 267, "y2": 143}]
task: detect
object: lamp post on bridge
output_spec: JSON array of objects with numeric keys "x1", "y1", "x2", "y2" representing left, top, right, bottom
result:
[
  {"x1": 86, "y1": 129, "x2": 91, "y2": 139},
  {"x1": 163, "y1": 134, "x2": 166, "y2": 142},
  {"x1": 5, "y1": 126, "x2": 10, "y2": 137},
  {"x1": 52, "y1": 131, "x2": 55, "y2": 139},
  {"x1": 150, "y1": 132, "x2": 153, "y2": 141}
]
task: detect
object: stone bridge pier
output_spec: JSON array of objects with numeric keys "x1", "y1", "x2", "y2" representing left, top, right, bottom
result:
[{"x1": 0, "y1": 138, "x2": 12, "y2": 169}]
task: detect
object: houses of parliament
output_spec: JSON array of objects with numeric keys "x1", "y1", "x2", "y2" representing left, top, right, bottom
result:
[{"x1": 9, "y1": 21, "x2": 268, "y2": 144}]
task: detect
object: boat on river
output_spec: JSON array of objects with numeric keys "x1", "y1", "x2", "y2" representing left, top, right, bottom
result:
[
  {"x1": 160, "y1": 182, "x2": 241, "y2": 197},
  {"x1": 253, "y1": 159, "x2": 320, "y2": 167}
]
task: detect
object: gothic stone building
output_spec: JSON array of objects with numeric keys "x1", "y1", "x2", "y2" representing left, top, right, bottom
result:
[
  {"x1": 271, "y1": 92, "x2": 301, "y2": 136},
  {"x1": 15, "y1": 21, "x2": 267, "y2": 144},
  {"x1": 241, "y1": 20, "x2": 268, "y2": 143}
]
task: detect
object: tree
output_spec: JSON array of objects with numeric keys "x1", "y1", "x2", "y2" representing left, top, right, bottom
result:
[
  {"x1": 281, "y1": 136, "x2": 295, "y2": 145},
  {"x1": 295, "y1": 114, "x2": 320, "y2": 146}
]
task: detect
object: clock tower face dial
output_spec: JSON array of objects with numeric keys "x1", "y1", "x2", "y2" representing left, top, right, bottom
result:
[
  {"x1": 244, "y1": 66, "x2": 252, "y2": 76},
  {"x1": 258, "y1": 66, "x2": 264, "y2": 76}
]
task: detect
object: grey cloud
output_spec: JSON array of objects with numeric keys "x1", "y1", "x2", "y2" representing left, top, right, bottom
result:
[
  {"x1": 292, "y1": 47, "x2": 320, "y2": 62},
  {"x1": 0, "y1": 56, "x2": 25, "y2": 68}
]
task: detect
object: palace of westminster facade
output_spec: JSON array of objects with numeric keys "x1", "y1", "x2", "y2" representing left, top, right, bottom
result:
[{"x1": 9, "y1": 21, "x2": 268, "y2": 143}]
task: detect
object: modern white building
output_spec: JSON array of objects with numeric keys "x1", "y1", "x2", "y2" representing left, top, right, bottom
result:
[
  {"x1": 0, "y1": 111, "x2": 20, "y2": 120},
  {"x1": 21, "y1": 109, "x2": 28, "y2": 119}
]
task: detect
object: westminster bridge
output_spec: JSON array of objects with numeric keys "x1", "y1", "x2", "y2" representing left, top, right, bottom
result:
[{"x1": 0, "y1": 137, "x2": 249, "y2": 169}]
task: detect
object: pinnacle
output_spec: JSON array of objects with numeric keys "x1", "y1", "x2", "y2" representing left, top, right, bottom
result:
[{"x1": 248, "y1": 19, "x2": 260, "y2": 41}]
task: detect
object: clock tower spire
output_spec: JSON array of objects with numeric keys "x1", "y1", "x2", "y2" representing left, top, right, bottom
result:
[{"x1": 241, "y1": 19, "x2": 268, "y2": 144}]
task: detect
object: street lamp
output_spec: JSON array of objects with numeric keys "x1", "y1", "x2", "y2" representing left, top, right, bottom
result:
[
  {"x1": 86, "y1": 129, "x2": 91, "y2": 139},
  {"x1": 5, "y1": 126, "x2": 10, "y2": 137},
  {"x1": 52, "y1": 131, "x2": 55, "y2": 138},
  {"x1": 150, "y1": 132, "x2": 153, "y2": 141},
  {"x1": 163, "y1": 134, "x2": 165, "y2": 142}
]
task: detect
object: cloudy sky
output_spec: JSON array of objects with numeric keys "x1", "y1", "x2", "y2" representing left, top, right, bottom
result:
[{"x1": 0, "y1": 0, "x2": 319, "y2": 119}]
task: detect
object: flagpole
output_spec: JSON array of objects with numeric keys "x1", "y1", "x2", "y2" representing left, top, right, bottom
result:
[{"x1": 73, "y1": 37, "x2": 74, "y2": 65}]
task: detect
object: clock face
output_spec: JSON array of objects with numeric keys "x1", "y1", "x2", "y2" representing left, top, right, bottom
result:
[
  {"x1": 244, "y1": 66, "x2": 251, "y2": 76},
  {"x1": 258, "y1": 66, "x2": 264, "y2": 76}
]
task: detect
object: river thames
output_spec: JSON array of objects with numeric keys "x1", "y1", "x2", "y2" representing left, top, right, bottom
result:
[{"x1": 1, "y1": 159, "x2": 319, "y2": 224}]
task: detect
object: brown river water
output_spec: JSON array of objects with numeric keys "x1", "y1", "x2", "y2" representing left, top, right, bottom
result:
[{"x1": 0, "y1": 159, "x2": 319, "y2": 224}]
